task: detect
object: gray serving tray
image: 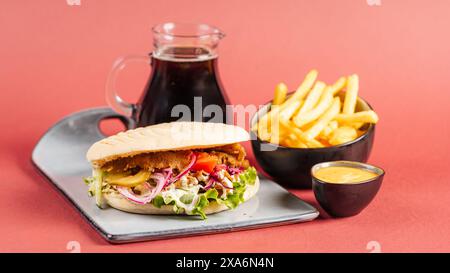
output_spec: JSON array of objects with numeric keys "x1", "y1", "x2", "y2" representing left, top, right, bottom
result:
[{"x1": 31, "y1": 107, "x2": 319, "y2": 243}]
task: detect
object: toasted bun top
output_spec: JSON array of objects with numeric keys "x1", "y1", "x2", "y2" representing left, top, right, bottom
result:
[{"x1": 86, "y1": 122, "x2": 249, "y2": 167}]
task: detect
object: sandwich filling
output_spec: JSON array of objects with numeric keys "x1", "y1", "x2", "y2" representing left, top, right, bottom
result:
[{"x1": 84, "y1": 144, "x2": 257, "y2": 219}]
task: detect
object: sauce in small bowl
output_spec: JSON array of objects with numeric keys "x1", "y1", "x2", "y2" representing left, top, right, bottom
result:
[
  {"x1": 314, "y1": 166, "x2": 378, "y2": 184},
  {"x1": 311, "y1": 161, "x2": 385, "y2": 217}
]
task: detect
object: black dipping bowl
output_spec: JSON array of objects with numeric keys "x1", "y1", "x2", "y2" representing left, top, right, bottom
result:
[
  {"x1": 311, "y1": 161, "x2": 384, "y2": 217},
  {"x1": 250, "y1": 94, "x2": 375, "y2": 188}
]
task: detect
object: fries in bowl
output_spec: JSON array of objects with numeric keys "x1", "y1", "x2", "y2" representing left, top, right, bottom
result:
[{"x1": 254, "y1": 70, "x2": 379, "y2": 148}]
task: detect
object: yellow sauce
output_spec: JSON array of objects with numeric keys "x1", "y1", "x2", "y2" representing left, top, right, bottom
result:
[{"x1": 314, "y1": 166, "x2": 377, "y2": 184}]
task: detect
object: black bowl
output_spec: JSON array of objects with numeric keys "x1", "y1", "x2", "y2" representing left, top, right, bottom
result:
[
  {"x1": 250, "y1": 94, "x2": 376, "y2": 188},
  {"x1": 311, "y1": 161, "x2": 384, "y2": 217}
]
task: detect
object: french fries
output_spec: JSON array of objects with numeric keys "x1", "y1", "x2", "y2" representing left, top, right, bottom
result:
[
  {"x1": 331, "y1": 76, "x2": 347, "y2": 95},
  {"x1": 253, "y1": 69, "x2": 318, "y2": 141},
  {"x1": 343, "y1": 74, "x2": 359, "y2": 114},
  {"x1": 273, "y1": 83, "x2": 288, "y2": 105},
  {"x1": 302, "y1": 97, "x2": 341, "y2": 141},
  {"x1": 319, "y1": 120, "x2": 338, "y2": 139},
  {"x1": 279, "y1": 100, "x2": 302, "y2": 121},
  {"x1": 335, "y1": 110, "x2": 379, "y2": 125},
  {"x1": 279, "y1": 120, "x2": 324, "y2": 148},
  {"x1": 287, "y1": 69, "x2": 319, "y2": 103},
  {"x1": 298, "y1": 81, "x2": 326, "y2": 114},
  {"x1": 329, "y1": 126, "x2": 358, "y2": 146},
  {"x1": 292, "y1": 87, "x2": 333, "y2": 127},
  {"x1": 255, "y1": 70, "x2": 379, "y2": 148}
]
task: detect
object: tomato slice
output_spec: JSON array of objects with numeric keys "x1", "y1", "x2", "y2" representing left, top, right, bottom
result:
[{"x1": 192, "y1": 153, "x2": 217, "y2": 173}]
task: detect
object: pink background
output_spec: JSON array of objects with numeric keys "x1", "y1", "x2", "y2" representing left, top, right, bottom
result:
[{"x1": 1, "y1": 0, "x2": 450, "y2": 252}]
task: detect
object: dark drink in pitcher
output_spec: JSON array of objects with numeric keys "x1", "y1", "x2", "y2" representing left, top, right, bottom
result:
[
  {"x1": 106, "y1": 23, "x2": 230, "y2": 128},
  {"x1": 136, "y1": 46, "x2": 229, "y2": 126}
]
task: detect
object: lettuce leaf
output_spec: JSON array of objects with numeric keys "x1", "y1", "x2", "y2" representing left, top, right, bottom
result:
[
  {"x1": 239, "y1": 167, "x2": 257, "y2": 186},
  {"x1": 152, "y1": 195, "x2": 165, "y2": 208},
  {"x1": 83, "y1": 176, "x2": 94, "y2": 185},
  {"x1": 180, "y1": 193, "x2": 195, "y2": 204},
  {"x1": 204, "y1": 188, "x2": 219, "y2": 200},
  {"x1": 191, "y1": 188, "x2": 219, "y2": 219}
]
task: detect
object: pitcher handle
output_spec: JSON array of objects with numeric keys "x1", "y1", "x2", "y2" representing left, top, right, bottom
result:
[{"x1": 105, "y1": 54, "x2": 151, "y2": 118}]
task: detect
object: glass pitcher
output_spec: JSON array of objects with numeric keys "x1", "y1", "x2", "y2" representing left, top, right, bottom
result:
[{"x1": 106, "y1": 22, "x2": 230, "y2": 127}]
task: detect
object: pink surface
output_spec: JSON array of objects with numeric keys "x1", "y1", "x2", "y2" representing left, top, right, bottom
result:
[{"x1": 1, "y1": 0, "x2": 450, "y2": 252}]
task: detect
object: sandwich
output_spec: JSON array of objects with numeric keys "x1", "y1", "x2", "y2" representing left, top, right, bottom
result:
[{"x1": 84, "y1": 122, "x2": 259, "y2": 219}]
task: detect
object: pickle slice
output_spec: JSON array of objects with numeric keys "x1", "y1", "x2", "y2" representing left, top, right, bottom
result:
[
  {"x1": 94, "y1": 170, "x2": 105, "y2": 208},
  {"x1": 104, "y1": 170, "x2": 151, "y2": 187}
]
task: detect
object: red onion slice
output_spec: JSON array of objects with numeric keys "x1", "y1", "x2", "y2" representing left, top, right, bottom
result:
[
  {"x1": 160, "y1": 168, "x2": 174, "y2": 190},
  {"x1": 117, "y1": 171, "x2": 171, "y2": 204},
  {"x1": 202, "y1": 178, "x2": 215, "y2": 190},
  {"x1": 227, "y1": 167, "x2": 243, "y2": 175},
  {"x1": 116, "y1": 182, "x2": 154, "y2": 204},
  {"x1": 150, "y1": 172, "x2": 169, "y2": 199},
  {"x1": 168, "y1": 152, "x2": 197, "y2": 184}
]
